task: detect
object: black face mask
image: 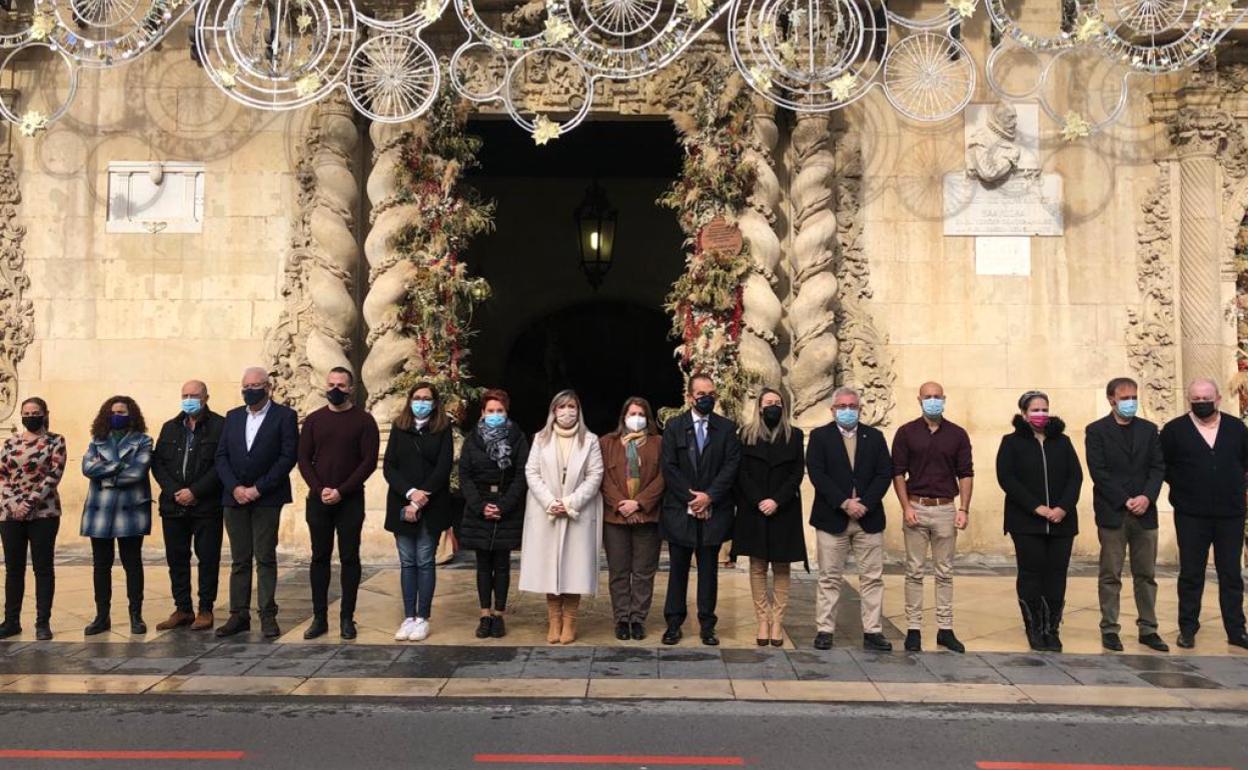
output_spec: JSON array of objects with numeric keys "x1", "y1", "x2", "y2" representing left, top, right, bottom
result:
[
  {"x1": 1191, "y1": 401, "x2": 1217, "y2": 419},
  {"x1": 761, "y1": 405, "x2": 783, "y2": 428},
  {"x1": 21, "y1": 416, "x2": 44, "y2": 433},
  {"x1": 693, "y1": 395, "x2": 716, "y2": 415},
  {"x1": 326, "y1": 388, "x2": 350, "y2": 406},
  {"x1": 242, "y1": 388, "x2": 267, "y2": 407}
]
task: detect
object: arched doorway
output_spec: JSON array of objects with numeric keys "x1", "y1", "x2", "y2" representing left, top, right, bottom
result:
[{"x1": 501, "y1": 300, "x2": 683, "y2": 434}]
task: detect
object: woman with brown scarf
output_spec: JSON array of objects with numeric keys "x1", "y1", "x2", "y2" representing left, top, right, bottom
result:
[{"x1": 599, "y1": 397, "x2": 665, "y2": 641}]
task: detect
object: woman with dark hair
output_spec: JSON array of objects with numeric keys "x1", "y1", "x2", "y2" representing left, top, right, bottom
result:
[
  {"x1": 599, "y1": 396, "x2": 664, "y2": 641},
  {"x1": 456, "y1": 388, "x2": 530, "y2": 639},
  {"x1": 520, "y1": 390, "x2": 604, "y2": 645},
  {"x1": 81, "y1": 395, "x2": 154, "y2": 636},
  {"x1": 996, "y1": 390, "x2": 1083, "y2": 652},
  {"x1": 383, "y1": 381, "x2": 454, "y2": 642},
  {"x1": 0, "y1": 397, "x2": 67, "y2": 640},
  {"x1": 733, "y1": 388, "x2": 806, "y2": 647}
]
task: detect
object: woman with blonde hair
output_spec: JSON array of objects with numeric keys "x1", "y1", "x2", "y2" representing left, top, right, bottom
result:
[{"x1": 519, "y1": 390, "x2": 604, "y2": 644}]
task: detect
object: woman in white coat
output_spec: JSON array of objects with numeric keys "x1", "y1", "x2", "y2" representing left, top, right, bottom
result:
[{"x1": 520, "y1": 390, "x2": 604, "y2": 644}]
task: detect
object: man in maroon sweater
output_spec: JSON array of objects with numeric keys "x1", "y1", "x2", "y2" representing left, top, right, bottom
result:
[{"x1": 297, "y1": 366, "x2": 379, "y2": 639}]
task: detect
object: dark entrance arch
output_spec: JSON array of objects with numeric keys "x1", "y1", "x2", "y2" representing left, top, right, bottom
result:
[{"x1": 501, "y1": 300, "x2": 682, "y2": 435}]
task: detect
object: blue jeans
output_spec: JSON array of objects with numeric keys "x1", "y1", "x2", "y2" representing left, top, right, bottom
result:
[{"x1": 395, "y1": 524, "x2": 437, "y2": 619}]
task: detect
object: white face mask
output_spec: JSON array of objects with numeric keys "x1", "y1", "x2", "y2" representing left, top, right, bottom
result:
[
  {"x1": 625, "y1": 415, "x2": 647, "y2": 432},
  {"x1": 555, "y1": 408, "x2": 579, "y2": 428}
]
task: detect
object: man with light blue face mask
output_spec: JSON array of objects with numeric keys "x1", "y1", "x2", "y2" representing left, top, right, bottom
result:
[{"x1": 1085, "y1": 377, "x2": 1168, "y2": 652}]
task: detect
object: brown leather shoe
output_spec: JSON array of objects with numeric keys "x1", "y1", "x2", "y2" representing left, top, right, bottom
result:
[
  {"x1": 155, "y1": 611, "x2": 195, "y2": 631},
  {"x1": 190, "y1": 611, "x2": 214, "y2": 631}
]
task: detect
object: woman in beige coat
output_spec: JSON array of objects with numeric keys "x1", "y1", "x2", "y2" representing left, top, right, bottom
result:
[{"x1": 519, "y1": 390, "x2": 604, "y2": 644}]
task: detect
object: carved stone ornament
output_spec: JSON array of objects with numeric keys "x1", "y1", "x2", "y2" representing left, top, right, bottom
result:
[
  {"x1": 1126, "y1": 169, "x2": 1177, "y2": 418},
  {"x1": 1169, "y1": 106, "x2": 1234, "y2": 160},
  {"x1": 0, "y1": 149, "x2": 32, "y2": 426}
]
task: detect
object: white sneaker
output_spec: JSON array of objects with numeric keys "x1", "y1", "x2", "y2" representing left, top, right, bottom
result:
[
  {"x1": 395, "y1": 618, "x2": 417, "y2": 641},
  {"x1": 409, "y1": 617, "x2": 430, "y2": 642}
]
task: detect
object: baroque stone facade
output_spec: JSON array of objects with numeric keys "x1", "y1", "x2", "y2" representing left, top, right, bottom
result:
[{"x1": 0, "y1": 143, "x2": 32, "y2": 425}]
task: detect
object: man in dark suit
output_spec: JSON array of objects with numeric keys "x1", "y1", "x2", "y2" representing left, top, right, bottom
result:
[
  {"x1": 214, "y1": 366, "x2": 299, "y2": 639},
  {"x1": 1084, "y1": 376, "x2": 1168, "y2": 652},
  {"x1": 807, "y1": 386, "x2": 893, "y2": 651},
  {"x1": 1160, "y1": 378, "x2": 1248, "y2": 650},
  {"x1": 659, "y1": 373, "x2": 742, "y2": 646}
]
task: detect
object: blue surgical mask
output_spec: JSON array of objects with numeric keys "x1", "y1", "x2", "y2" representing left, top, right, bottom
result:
[
  {"x1": 921, "y1": 397, "x2": 945, "y2": 419},
  {"x1": 411, "y1": 400, "x2": 433, "y2": 419},
  {"x1": 182, "y1": 398, "x2": 203, "y2": 416},
  {"x1": 109, "y1": 414, "x2": 131, "y2": 431},
  {"x1": 835, "y1": 408, "x2": 859, "y2": 429},
  {"x1": 483, "y1": 413, "x2": 507, "y2": 429},
  {"x1": 1115, "y1": 398, "x2": 1138, "y2": 419}
]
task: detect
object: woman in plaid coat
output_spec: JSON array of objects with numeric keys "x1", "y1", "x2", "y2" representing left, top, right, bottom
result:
[{"x1": 80, "y1": 396, "x2": 153, "y2": 636}]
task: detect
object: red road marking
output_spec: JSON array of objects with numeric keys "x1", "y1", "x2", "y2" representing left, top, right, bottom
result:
[
  {"x1": 0, "y1": 750, "x2": 244, "y2": 760},
  {"x1": 977, "y1": 763, "x2": 1236, "y2": 770},
  {"x1": 475, "y1": 753, "x2": 745, "y2": 766}
]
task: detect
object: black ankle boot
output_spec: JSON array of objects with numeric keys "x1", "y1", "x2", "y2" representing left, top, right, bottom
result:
[
  {"x1": 1019, "y1": 599, "x2": 1046, "y2": 651},
  {"x1": 84, "y1": 614, "x2": 111, "y2": 636},
  {"x1": 129, "y1": 609, "x2": 147, "y2": 635},
  {"x1": 1041, "y1": 598, "x2": 1063, "y2": 652},
  {"x1": 0, "y1": 619, "x2": 21, "y2": 639},
  {"x1": 304, "y1": 615, "x2": 329, "y2": 640}
]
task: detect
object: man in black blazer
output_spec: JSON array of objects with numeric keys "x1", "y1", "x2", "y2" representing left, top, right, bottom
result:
[
  {"x1": 806, "y1": 386, "x2": 893, "y2": 651},
  {"x1": 659, "y1": 373, "x2": 742, "y2": 646},
  {"x1": 1084, "y1": 377, "x2": 1168, "y2": 652},
  {"x1": 1159, "y1": 378, "x2": 1248, "y2": 650},
  {"x1": 214, "y1": 366, "x2": 299, "y2": 639}
]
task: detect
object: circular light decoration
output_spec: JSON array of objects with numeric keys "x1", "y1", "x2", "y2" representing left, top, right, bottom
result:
[
  {"x1": 449, "y1": 40, "x2": 510, "y2": 102},
  {"x1": 882, "y1": 30, "x2": 974, "y2": 122},
  {"x1": 0, "y1": 42, "x2": 79, "y2": 135},
  {"x1": 34, "y1": 0, "x2": 197, "y2": 67},
  {"x1": 196, "y1": 0, "x2": 356, "y2": 111},
  {"x1": 502, "y1": 46, "x2": 594, "y2": 142},
  {"x1": 358, "y1": 0, "x2": 447, "y2": 30},
  {"x1": 729, "y1": 0, "x2": 886, "y2": 112},
  {"x1": 346, "y1": 32, "x2": 440, "y2": 122}
]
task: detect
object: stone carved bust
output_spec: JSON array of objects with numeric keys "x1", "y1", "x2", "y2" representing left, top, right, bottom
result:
[{"x1": 966, "y1": 102, "x2": 1022, "y2": 185}]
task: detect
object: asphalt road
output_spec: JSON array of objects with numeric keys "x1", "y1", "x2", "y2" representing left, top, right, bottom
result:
[{"x1": 0, "y1": 697, "x2": 1243, "y2": 769}]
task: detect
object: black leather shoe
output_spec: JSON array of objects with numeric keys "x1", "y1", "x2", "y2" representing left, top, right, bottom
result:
[
  {"x1": 84, "y1": 615, "x2": 111, "y2": 636},
  {"x1": 129, "y1": 611, "x2": 147, "y2": 635},
  {"x1": 813, "y1": 632, "x2": 833, "y2": 650},
  {"x1": 700, "y1": 630, "x2": 719, "y2": 646},
  {"x1": 260, "y1": 616, "x2": 281, "y2": 639},
  {"x1": 615, "y1": 622, "x2": 631, "y2": 641},
  {"x1": 303, "y1": 616, "x2": 328, "y2": 640},
  {"x1": 630, "y1": 622, "x2": 645, "y2": 641},
  {"x1": 0, "y1": 621, "x2": 20, "y2": 640},
  {"x1": 936, "y1": 629, "x2": 965, "y2": 654},
  {"x1": 904, "y1": 629, "x2": 921, "y2": 652},
  {"x1": 1227, "y1": 632, "x2": 1248, "y2": 650},
  {"x1": 490, "y1": 615, "x2": 506, "y2": 638},
  {"x1": 475, "y1": 616, "x2": 493, "y2": 639},
  {"x1": 661, "y1": 626, "x2": 682, "y2": 645},
  {"x1": 1138, "y1": 633, "x2": 1169, "y2": 652},
  {"x1": 215, "y1": 613, "x2": 250, "y2": 638},
  {"x1": 1101, "y1": 632, "x2": 1124, "y2": 651},
  {"x1": 863, "y1": 633, "x2": 893, "y2": 652},
  {"x1": 34, "y1": 623, "x2": 52, "y2": 641},
  {"x1": 1176, "y1": 631, "x2": 1196, "y2": 649},
  {"x1": 340, "y1": 618, "x2": 357, "y2": 640}
]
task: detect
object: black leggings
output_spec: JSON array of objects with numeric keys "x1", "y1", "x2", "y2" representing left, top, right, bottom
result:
[
  {"x1": 0, "y1": 518, "x2": 60, "y2": 624},
  {"x1": 475, "y1": 549, "x2": 510, "y2": 612},
  {"x1": 91, "y1": 536, "x2": 144, "y2": 614},
  {"x1": 1010, "y1": 532, "x2": 1074, "y2": 605}
]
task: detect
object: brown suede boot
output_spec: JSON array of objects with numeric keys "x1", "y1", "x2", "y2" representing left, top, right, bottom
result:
[
  {"x1": 559, "y1": 595, "x2": 580, "y2": 645},
  {"x1": 155, "y1": 610, "x2": 195, "y2": 631},
  {"x1": 191, "y1": 610, "x2": 214, "y2": 631},
  {"x1": 546, "y1": 595, "x2": 564, "y2": 644}
]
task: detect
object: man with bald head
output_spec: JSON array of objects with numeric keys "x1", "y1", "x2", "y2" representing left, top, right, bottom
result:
[
  {"x1": 214, "y1": 367, "x2": 299, "y2": 639},
  {"x1": 151, "y1": 380, "x2": 226, "y2": 631},
  {"x1": 891, "y1": 381, "x2": 974, "y2": 653},
  {"x1": 1160, "y1": 378, "x2": 1248, "y2": 650}
]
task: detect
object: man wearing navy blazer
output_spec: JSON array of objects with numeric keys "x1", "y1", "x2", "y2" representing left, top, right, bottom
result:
[
  {"x1": 806, "y1": 386, "x2": 893, "y2": 652},
  {"x1": 659, "y1": 373, "x2": 742, "y2": 646},
  {"x1": 214, "y1": 366, "x2": 299, "y2": 639}
]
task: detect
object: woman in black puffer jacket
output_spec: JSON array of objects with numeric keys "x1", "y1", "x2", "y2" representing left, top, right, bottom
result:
[
  {"x1": 996, "y1": 390, "x2": 1083, "y2": 653},
  {"x1": 456, "y1": 388, "x2": 530, "y2": 640}
]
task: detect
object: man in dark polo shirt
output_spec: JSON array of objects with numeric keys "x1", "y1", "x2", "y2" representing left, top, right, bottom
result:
[
  {"x1": 296, "y1": 366, "x2": 379, "y2": 640},
  {"x1": 891, "y1": 381, "x2": 973, "y2": 653}
]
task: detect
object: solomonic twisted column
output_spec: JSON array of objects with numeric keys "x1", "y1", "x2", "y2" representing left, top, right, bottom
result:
[{"x1": 737, "y1": 97, "x2": 785, "y2": 392}]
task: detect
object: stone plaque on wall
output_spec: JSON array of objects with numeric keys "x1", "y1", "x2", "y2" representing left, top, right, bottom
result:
[{"x1": 942, "y1": 174, "x2": 1064, "y2": 236}]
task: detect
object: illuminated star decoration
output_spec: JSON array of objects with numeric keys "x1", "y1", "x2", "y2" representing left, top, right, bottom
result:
[
  {"x1": 684, "y1": 0, "x2": 710, "y2": 21},
  {"x1": 749, "y1": 65, "x2": 773, "y2": 91},
  {"x1": 543, "y1": 16, "x2": 572, "y2": 45},
  {"x1": 828, "y1": 72, "x2": 856, "y2": 101},
  {"x1": 1203, "y1": 0, "x2": 1235, "y2": 22},
  {"x1": 1061, "y1": 111, "x2": 1092, "y2": 141},
  {"x1": 1074, "y1": 12, "x2": 1106, "y2": 42},
  {"x1": 945, "y1": 0, "x2": 977, "y2": 18},
  {"x1": 776, "y1": 41, "x2": 798, "y2": 68},
  {"x1": 216, "y1": 64, "x2": 239, "y2": 89},
  {"x1": 18, "y1": 110, "x2": 47, "y2": 137},
  {"x1": 296, "y1": 73, "x2": 321, "y2": 97},
  {"x1": 421, "y1": 0, "x2": 442, "y2": 24},
  {"x1": 532, "y1": 114, "x2": 560, "y2": 145},
  {"x1": 29, "y1": 12, "x2": 56, "y2": 41}
]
